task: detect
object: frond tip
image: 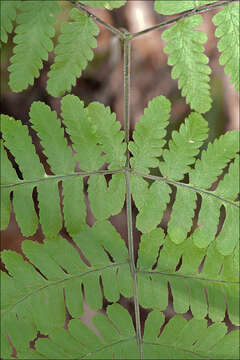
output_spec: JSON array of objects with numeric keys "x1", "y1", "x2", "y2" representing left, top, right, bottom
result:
[
  {"x1": 47, "y1": 9, "x2": 99, "y2": 97},
  {"x1": 162, "y1": 15, "x2": 212, "y2": 113},
  {"x1": 8, "y1": 0, "x2": 60, "y2": 92}
]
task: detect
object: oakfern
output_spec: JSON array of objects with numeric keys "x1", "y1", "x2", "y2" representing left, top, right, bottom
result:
[{"x1": 0, "y1": 0, "x2": 239, "y2": 359}]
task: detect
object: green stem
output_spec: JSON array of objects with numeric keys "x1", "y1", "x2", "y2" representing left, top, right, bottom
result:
[
  {"x1": 133, "y1": 171, "x2": 239, "y2": 208},
  {"x1": 73, "y1": 1, "x2": 125, "y2": 38},
  {"x1": 123, "y1": 35, "x2": 142, "y2": 358},
  {"x1": 0, "y1": 169, "x2": 124, "y2": 189}
]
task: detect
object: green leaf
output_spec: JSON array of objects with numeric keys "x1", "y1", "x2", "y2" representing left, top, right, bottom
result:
[
  {"x1": 162, "y1": 15, "x2": 212, "y2": 113},
  {"x1": 213, "y1": 2, "x2": 239, "y2": 92},
  {"x1": 8, "y1": 0, "x2": 60, "y2": 92},
  {"x1": 129, "y1": 96, "x2": 171, "y2": 173},
  {"x1": 47, "y1": 9, "x2": 99, "y2": 97},
  {"x1": 88, "y1": 174, "x2": 126, "y2": 220},
  {"x1": 154, "y1": 0, "x2": 214, "y2": 15},
  {"x1": 0, "y1": 0, "x2": 20, "y2": 43},
  {"x1": 189, "y1": 130, "x2": 239, "y2": 188},
  {"x1": 131, "y1": 175, "x2": 171, "y2": 234},
  {"x1": 80, "y1": 0, "x2": 126, "y2": 10},
  {"x1": 88, "y1": 101, "x2": 126, "y2": 169},
  {"x1": 160, "y1": 112, "x2": 209, "y2": 180}
]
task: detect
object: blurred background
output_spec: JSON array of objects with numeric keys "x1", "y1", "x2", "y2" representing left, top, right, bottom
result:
[{"x1": 1, "y1": 0, "x2": 239, "y2": 336}]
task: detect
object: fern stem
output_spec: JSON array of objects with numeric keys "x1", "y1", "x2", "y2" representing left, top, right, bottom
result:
[
  {"x1": 133, "y1": 171, "x2": 240, "y2": 208},
  {"x1": 0, "y1": 168, "x2": 124, "y2": 189},
  {"x1": 125, "y1": 170, "x2": 142, "y2": 358},
  {"x1": 124, "y1": 34, "x2": 131, "y2": 166},
  {"x1": 123, "y1": 34, "x2": 142, "y2": 358},
  {"x1": 72, "y1": 1, "x2": 125, "y2": 38},
  {"x1": 131, "y1": 0, "x2": 238, "y2": 39}
]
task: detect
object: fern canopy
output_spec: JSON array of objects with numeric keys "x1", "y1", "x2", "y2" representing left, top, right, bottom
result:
[
  {"x1": 47, "y1": 9, "x2": 99, "y2": 97},
  {"x1": 213, "y1": 2, "x2": 239, "y2": 92},
  {"x1": 162, "y1": 15, "x2": 212, "y2": 113},
  {"x1": 8, "y1": 0, "x2": 60, "y2": 92}
]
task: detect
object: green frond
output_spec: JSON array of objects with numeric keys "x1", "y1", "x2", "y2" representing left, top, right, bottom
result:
[
  {"x1": 162, "y1": 15, "x2": 212, "y2": 113},
  {"x1": 189, "y1": 130, "x2": 239, "y2": 188},
  {"x1": 0, "y1": 97, "x2": 126, "y2": 236},
  {"x1": 47, "y1": 9, "x2": 99, "y2": 97},
  {"x1": 1, "y1": 221, "x2": 133, "y2": 359},
  {"x1": 160, "y1": 112, "x2": 209, "y2": 180},
  {"x1": 129, "y1": 96, "x2": 171, "y2": 173},
  {"x1": 213, "y1": 2, "x2": 239, "y2": 92},
  {"x1": 137, "y1": 231, "x2": 239, "y2": 326},
  {"x1": 8, "y1": 0, "x2": 60, "y2": 92},
  {"x1": 0, "y1": 0, "x2": 20, "y2": 43},
  {"x1": 143, "y1": 312, "x2": 238, "y2": 359},
  {"x1": 79, "y1": 0, "x2": 126, "y2": 9}
]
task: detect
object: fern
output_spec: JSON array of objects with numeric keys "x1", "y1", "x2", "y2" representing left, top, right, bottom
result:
[
  {"x1": 162, "y1": 15, "x2": 212, "y2": 113},
  {"x1": 1, "y1": 93, "x2": 239, "y2": 358},
  {"x1": 47, "y1": 9, "x2": 99, "y2": 97},
  {"x1": 213, "y1": 1, "x2": 239, "y2": 91},
  {"x1": 1, "y1": 1, "x2": 239, "y2": 359},
  {"x1": 8, "y1": 0, "x2": 60, "y2": 92}
]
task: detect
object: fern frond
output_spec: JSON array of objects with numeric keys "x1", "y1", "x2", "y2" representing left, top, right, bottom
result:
[
  {"x1": 189, "y1": 130, "x2": 239, "y2": 188},
  {"x1": 143, "y1": 311, "x2": 238, "y2": 359},
  {"x1": 1, "y1": 221, "x2": 132, "y2": 359},
  {"x1": 137, "y1": 230, "x2": 239, "y2": 326},
  {"x1": 162, "y1": 15, "x2": 212, "y2": 113},
  {"x1": 0, "y1": 0, "x2": 20, "y2": 43},
  {"x1": 0, "y1": 97, "x2": 126, "y2": 236},
  {"x1": 47, "y1": 9, "x2": 99, "y2": 97},
  {"x1": 129, "y1": 96, "x2": 171, "y2": 174},
  {"x1": 213, "y1": 2, "x2": 239, "y2": 92},
  {"x1": 160, "y1": 112, "x2": 209, "y2": 180},
  {"x1": 8, "y1": 0, "x2": 60, "y2": 92},
  {"x1": 80, "y1": 0, "x2": 126, "y2": 9}
]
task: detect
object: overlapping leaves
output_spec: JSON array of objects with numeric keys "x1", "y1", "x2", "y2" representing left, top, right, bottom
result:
[{"x1": 1, "y1": 94, "x2": 239, "y2": 359}]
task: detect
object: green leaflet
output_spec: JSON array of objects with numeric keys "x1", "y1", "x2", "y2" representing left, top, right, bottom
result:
[
  {"x1": 160, "y1": 112, "x2": 209, "y2": 180},
  {"x1": 0, "y1": 0, "x2": 20, "y2": 43},
  {"x1": 137, "y1": 232, "x2": 238, "y2": 325},
  {"x1": 213, "y1": 2, "x2": 239, "y2": 92},
  {"x1": 162, "y1": 15, "x2": 212, "y2": 113},
  {"x1": 8, "y1": 0, "x2": 60, "y2": 92},
  {"x1": 47, "y1": 9, "x2": 99, "y2": 97},
  {"x1": 189, "y1": 130, "x2": 239, "y2": 188},
  {"x1": 129, "y1": 96, "x2": 171, "y2": 173},
  {"x1": 154, "y1": 0, "x2": 214, "y2": 15},
  {"x1": 88, "y1": 174, "x2": 126, "y2": 220},
  {"x1": 80, "y1": 0, "x2": 126, "y2": 9}
]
